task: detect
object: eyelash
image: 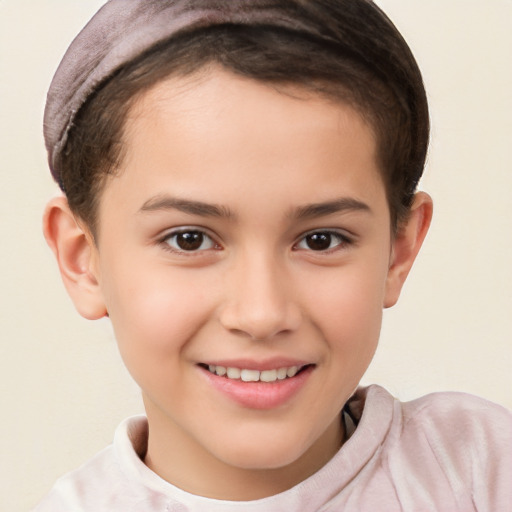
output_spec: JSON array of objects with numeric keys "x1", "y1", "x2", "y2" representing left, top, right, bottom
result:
[
  {"x1": 294, "y1": 229, "x2": 353, "y2": 253},
  {"x1": 159, "y1": 228, "x2": 220, "y2": 254},
  {"x1": 159, "y1": 227, "x2": 352, "y2": 255}
]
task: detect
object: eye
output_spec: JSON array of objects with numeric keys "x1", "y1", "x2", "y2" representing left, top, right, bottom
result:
[
  {"x1": 296, "y1": 230, "x2": 350, "y2": 252},
  {"x1": 162, "y1": 229, "x2": 217, "y2": 252}
]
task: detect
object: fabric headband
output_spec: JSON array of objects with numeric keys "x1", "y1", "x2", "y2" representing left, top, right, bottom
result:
[{"x1": 43, "y1": 0, "x2": 337, "y2": 184}]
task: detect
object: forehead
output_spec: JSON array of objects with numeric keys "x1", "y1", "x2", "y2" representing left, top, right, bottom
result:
[{"x1": 100, "y1": 68, "x2": 386, "y2": 222}]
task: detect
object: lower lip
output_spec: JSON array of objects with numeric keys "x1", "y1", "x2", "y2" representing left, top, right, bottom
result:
[{"x1": 199, "y1": 366, "x2": 314, "y2": 410}]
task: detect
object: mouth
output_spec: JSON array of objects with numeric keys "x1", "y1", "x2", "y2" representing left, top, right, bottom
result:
[
  {"x1": 198, "y1": 363, "x2": 312, "y2": 383},
  {"x1": 198, "y1": 362, "x2": 314, "y2": 409}
]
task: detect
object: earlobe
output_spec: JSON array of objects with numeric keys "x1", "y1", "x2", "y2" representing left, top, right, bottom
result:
[
  {"x1": 43, "y1": 195, "x2": 107, "y2": 320},
  {"x1": 384, "y1": 192, "x2": 433, "y2": 308}
]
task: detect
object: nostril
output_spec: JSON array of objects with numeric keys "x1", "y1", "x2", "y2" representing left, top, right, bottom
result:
[{"x1": 219, "y1": 302, "x2": 302, "y2": 341}]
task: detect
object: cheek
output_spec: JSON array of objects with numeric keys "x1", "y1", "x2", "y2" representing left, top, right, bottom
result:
[
  {"x1": 304, "y1": 264, "x2": 387, "y2": 353},
  {"x1": 101, "y1": 263, "x2": 218, "y2": 368}
]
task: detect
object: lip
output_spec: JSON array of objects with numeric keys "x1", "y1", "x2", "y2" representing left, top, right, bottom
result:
[{"x1": 198, "y1": 363, "x2": 314, "y2": 410}]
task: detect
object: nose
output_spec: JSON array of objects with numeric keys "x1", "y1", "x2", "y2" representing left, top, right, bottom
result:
[{"x1": 219, "y1": 251, "x2": 302, "y2": 341}]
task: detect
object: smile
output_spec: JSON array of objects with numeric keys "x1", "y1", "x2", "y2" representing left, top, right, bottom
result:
[
  {"x1": 205, "y1": 364, "x2": 303, "y2": 382},
  {"x1": 199, "y1": 362, "x2": 314, "y2": 409}
]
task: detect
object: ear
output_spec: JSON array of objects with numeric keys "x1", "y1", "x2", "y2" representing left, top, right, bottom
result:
[
  {"x1": 43, "y1": 195, "x2": 107, "y2": 320},
  {"x1": 384, "y1": 192, "x2": 433, "y2": 308}
]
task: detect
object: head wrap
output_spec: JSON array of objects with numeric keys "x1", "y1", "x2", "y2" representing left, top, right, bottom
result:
[
  {"x1": 43, "y1": 0, "x2": 336, "y2": 183},
  {"x1": 44, "y1": 0, "x2": 428, "y2": 209}
]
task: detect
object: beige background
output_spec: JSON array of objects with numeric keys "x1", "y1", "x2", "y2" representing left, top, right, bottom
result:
[{"x1": 0, "y1": 1, "x2": 510, "y2": 510}]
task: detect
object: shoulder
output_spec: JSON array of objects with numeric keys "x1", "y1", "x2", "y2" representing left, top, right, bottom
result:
[
  {"x1": 400, "y1": 390, "x2": 512, "y2": 449},
  {"x1": 380, "y1": 387, "x2": 512, "y2": 509},
  {"x1": 32, "y1": 416, "x2": 154, "y2": 512},
  {"x1": 32, "y1": 444, "x2": 118, "y2": 511},
  {"x1": 355, "y1": 385, "x2": 512, "y2": 460}
]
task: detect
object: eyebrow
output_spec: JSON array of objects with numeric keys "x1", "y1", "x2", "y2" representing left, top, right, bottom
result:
[
  {"x1": 139, "y1": 195, "x2": 370, "y2": 220},
  {"x1": 139, "y1": 195, "x2": 234, "y2": 218},
  {"x1": 292, "y1": 197, "x2": 372, "y2": 220}
]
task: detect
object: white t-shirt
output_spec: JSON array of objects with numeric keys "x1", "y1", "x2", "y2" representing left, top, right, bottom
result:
[{"x1": 33, "y1": 385, "x2": 512, "y2": 512}]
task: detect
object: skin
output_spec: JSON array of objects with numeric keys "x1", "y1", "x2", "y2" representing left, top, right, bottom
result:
[{"x1": 44, "y1": 68, "x2": 432, "y2": 500}]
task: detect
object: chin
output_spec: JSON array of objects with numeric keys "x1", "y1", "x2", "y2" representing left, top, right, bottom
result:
[{"x1": 210, "y1": 432, "x2": 313, "y2": 471}]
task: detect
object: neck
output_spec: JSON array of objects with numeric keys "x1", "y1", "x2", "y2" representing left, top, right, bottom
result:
[{"x1": 143, "y1": 405, "x2": 344, "y2": 501}]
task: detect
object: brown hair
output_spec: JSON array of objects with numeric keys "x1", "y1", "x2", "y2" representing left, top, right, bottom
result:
[{"x1": 56, "y1": 1, "x2": 429, "y2": 237}]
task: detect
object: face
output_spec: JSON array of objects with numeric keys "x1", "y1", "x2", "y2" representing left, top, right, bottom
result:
[{"x1": 90, "y1": 68, "x2": 398, "y2": 498}]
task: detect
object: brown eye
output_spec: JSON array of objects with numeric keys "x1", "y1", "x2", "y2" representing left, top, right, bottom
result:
[
  {"x1": 305, "y1": 233, "x2": 332, "y2": 251},
  {"x1": 296, "y1": 231, "x2": 349, "y2": 252},
  {"x1": 164, "y1": 230, "x2": 216, "y2": 252},
  {"x1": 176, "y1": 232, "x2": 204, "y2": 251}
]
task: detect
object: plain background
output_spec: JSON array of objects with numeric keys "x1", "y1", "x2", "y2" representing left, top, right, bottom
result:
[{"x1": 0, "y1": 1, "x2": 510, "y2": 510}]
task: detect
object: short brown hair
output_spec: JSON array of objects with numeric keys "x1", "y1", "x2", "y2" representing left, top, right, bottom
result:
[{"x1": 54, "y1": 0, "x2": 429, "y2": 236}]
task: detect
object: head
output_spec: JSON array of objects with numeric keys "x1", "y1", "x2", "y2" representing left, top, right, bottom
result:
[
  {"x1": 45, "y1": 0, "x2": 429, "y2": 237},
  {"x1": 43, "y1": 0, "x2": 432, "y2": 500}
]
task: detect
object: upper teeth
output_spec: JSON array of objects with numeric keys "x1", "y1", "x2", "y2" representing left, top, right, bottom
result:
[{"x1": 207, "y1": 365, "x2": 300, "y2": 382}]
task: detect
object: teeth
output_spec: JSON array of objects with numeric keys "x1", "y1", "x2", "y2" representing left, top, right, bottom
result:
[
  {"x1": 277, "y1": 367, "x2": 287, "y2": 380},
  {"x1": 226, "y1": 367, "x2": 241, "y2": 379},
  {"x1": 287, "y1": 366, "x2": 298, "y2": 378},
  {"x1": 260, "y1": 369, "x2": 277, "y2": 382},
  {"x1": 241, "y1": 369, "x2": 260, "y2": 382},
  {"x1": 206, "y1": 364, "x2": 304, "y2": 382},
  {"x1": 215, "y1": 366, "x2": 227, "y2": 376}
]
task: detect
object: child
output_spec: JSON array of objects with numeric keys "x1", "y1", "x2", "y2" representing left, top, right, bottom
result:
[{"x1": 35, "y1": 0, "x2": 512, "y2": 510}]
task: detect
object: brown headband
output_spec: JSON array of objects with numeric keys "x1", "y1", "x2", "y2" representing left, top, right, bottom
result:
[{"x1": 43, "y1": 0, "x2": 337, "y2": 184}]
